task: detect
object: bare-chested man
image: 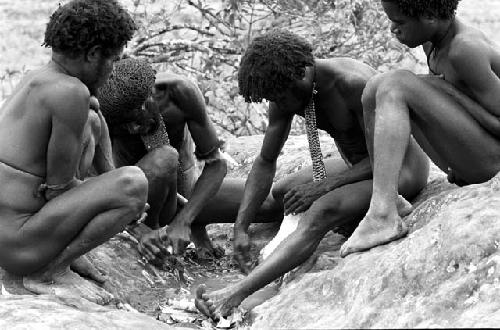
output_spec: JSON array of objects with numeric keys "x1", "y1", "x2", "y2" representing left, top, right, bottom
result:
[
  {"x1": 194, "y1": 30, "x2": 429, "y2": 320},
  {"x1": 0, "y1": 0, "x2": 148, "y2": 304},
  {"x1": 341, "y1": 0, "x2": 500, "y2": 257},
  {"x1": 98, "y1": 59, "x2": 282, "y2": 261}
]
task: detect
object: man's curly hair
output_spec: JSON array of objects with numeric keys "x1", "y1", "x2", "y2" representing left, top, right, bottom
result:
[
  {"x1": 382, "y1": 0, "x2": 460, "y2": 19},
  {"x1": 238, "y1": 29, "x2": 314, "y2": 103},
  {"x1": 98, "y1": 58, "x2": 156, "y2": 127},
  {"x1": 43, "y1": 0, "x2": 137, "y2": 58}
]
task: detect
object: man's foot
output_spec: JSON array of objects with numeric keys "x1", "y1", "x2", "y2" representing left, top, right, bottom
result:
[
  {"x1": 23, "y1": 268, "x2": 114, "y2": 305},
  {"x1": 70, "y1": 255, "x2": 107, "y2": 284},
  {"x1": 396, "y1": 195, "x2": 413, "y2": 217},
  {"x1": 196, "y1": 245, "x2": 225, "y2": 260},
  {"x1": 191, "y1": 226, "x2": 224, "y2": 260},
  {"x1": 194, "y1": 284, "x2": 243, "y2": 322},
  {"x1": 339, "y1": 213, "x2": 408, "y2": 258}
]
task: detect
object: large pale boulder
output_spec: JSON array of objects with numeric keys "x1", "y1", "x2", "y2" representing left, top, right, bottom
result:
[
  {"x1": 249, "y1": 161, "x2": 500, "y2": 328},
  {"x1": 4, "y1": 133, "x2": 498, "y2": 329},
  {"x1": 0, "y1": 295, "x2": 177, "y2": 330}
]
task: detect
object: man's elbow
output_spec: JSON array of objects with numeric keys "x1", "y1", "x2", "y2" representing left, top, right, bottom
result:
[{"x1": 205, "y1": 157, "x2": 228, "y2": 177}]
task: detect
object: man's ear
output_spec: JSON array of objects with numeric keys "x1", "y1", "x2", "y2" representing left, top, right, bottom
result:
[
  {"x1": 420, "y1": 8, "x2": 438, "y2": 23},
  {"x1": 85, "y1": 45, "x2": 103, "y2": 63},
  {"x1": 152, "y1": 84, "x2": 167, "y2": 99}
]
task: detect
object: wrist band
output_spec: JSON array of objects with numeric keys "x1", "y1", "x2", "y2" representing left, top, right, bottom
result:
[{"x1": 35, "y1": 178, "x2": 77, "y2": 198}]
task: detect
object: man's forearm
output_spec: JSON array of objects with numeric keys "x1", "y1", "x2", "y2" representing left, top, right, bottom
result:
[
  {"x1": 422, "y1": 76, "x2": 500, "y2": 138},
  {"x1": 93, "y1": 145, "x2": 115, "y2": 174},
  {"x1": 235, "y1": 156, "x2": 276, "y2": 233},
  {"x1": 171, "y1": 158, "x2": 227, "y2": 226},
  {"x1": 324, "y1": 157, "x2": 372, "y2": 191}
]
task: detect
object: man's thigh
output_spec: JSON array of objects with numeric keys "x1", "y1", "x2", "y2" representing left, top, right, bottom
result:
[
  {"x1": 300, "y1": 179, "x2": 373, "y2": 233},
  {"x1": 274, "y1": 157, "x2": 349, "y2": 194},
  {"x1": 393, "y1": 73, "x2": 500, "y2": 182},
  {"x1": 11, "y1": 168, "x2": 140, "y2": 262}
]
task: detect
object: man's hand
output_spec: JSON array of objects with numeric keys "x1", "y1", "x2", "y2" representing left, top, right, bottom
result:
[
  {"x1": 138, "y1": 229, "x2": 169, "y2": 262},
  {"x1": 165, "y1": 221, "x2": 192, "y2": 255},
  {"x1": 44, "y1": 178, "x2": 83, "y2": 201},
  {"x1": 233, "y1": 229, "x2": 253, "y2": 274},
  {"x1": 283, "y1": 181, "x2": 328, "y2": 215},
  {"x1": 447, "y1": 168, "x2": 468, "y2": 187}
]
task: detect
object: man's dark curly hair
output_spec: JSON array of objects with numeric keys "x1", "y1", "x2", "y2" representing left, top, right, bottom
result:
[
  {"x1": 98, "y1": 58, "x2": 156, "y2": 126},
  {"x1": 238, "y1": 29, "x2": 314, "y2": 103},
  {"x1": 382, "y1": 0, "x2": 460, "y2": 19},
  {"x1": 43, "y1": 0, "x2": 137, "y2": 58}
]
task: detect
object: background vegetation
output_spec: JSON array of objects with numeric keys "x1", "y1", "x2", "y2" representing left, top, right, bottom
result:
[{"x1": 0, "y1": 0, "x2": 498, "y2": 137}]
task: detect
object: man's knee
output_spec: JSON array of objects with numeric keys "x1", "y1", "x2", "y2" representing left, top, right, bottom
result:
[
  {"x1": 271, "y1": 182, "x2": 286, "y2": 201},
  {"x1": 140, "y1": 146, "x2": 179, "y2": 179},
  {"x1": 300, "y1": 196, "x2": 343, "y2": 235},
  {"x1": 114, "y1": 166, "x2": 148, "y2": 213},
  {"x1": 0, "y1": 248, "x2": 45, "y2": 276},
  {"x1": 375, "y1": 70, "x2": 418, "y2": 103},
  {"x1": 362, "y1": 72, "x2": 391, "y2": 110}
]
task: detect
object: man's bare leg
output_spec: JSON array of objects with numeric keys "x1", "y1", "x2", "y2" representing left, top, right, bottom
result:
[
  {"x1": 136, "y1": 146, "x2": 179, "y2": 229},
  {"x1": 195, "y1": 180, "x2": 373, "y2": 320},
  {"x1": 341, "y1": 70, "x2": 500, "y2": 257},
  {"x1": 21, "y1": 167, "x2": 147, "y2": 304},
  {"x1": 70, "y1": 255, "x2": 107, "y2": 284},
  {"x1": 189, "y1": 178, "x2": 283, "y2": 257}
]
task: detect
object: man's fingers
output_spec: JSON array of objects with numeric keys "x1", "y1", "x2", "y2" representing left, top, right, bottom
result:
[
  {"x1": 293, "y1": 203, "x2": 309, "y2": 214},
  {"x1": 284, "y1": 194, "x2": 299, "y2": 212},
  {"x1": 235, "y1": 252, "x2": 251, "y2": 274},
  {"x1": 148, "y1": 244, "x2": 162, "y2": 257},
  {"x1": 285, "y1": 199, "x2": 304, "y2": 215},
  {"x1": 142, "y1": 249, "x2": 155, "y2": 262},
  {"x1": 137, "y1": 212, "x2": 147, "y2": 223}
]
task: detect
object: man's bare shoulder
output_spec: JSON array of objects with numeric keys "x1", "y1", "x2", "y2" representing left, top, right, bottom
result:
[
  {"x1": 155, "y1": 72, "x2": 196, "y2": 90},
  {"x1": 24, "y1": 71, "x2": 91, "y2": 131},
  {"x1": 317, "y1": 58, "x2": 375, "y2": 94},
  {"x1": 449, "y1": 22, "x2": 497, "y2": 59},
  {"x1": 38, "y1": 73, "x2": 89, "y2": 116}
]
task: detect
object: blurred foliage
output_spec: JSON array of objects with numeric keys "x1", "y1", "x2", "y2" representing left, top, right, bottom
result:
[
  {"x1": 128, "y1": 0, "x2": 416, "y2": 137},
  {"x1": 0, "y1": 0, "x2": 417, "y2": 136}
]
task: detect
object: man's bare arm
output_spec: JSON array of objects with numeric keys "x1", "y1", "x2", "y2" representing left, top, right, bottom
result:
[
  {"x1": 235, "y1": 104, "x2": 293, "y2": 233},
  {"x1": 448, "y1": 37, "x2": 500, "y2": 136},
  {"x1": 169, "y1": 79, "x2": 227, "y2": 228},
  {"x1": 45, "y1": 81, "x2": 89, "y2": 190},
  {"x1": 93, "y1": 110, "x2": 115, "y2": 174}
]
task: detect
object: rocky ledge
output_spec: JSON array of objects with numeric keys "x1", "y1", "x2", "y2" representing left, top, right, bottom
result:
[{"x1": 2, "y1": 134, "x2": 500, "y2": 329}]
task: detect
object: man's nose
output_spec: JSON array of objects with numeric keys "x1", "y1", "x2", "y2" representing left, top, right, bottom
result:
[{"x1": 390, "y1": 24, "x2": 400, "y2": 36}]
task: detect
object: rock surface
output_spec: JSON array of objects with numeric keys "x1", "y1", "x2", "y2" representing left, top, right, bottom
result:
[
  {"x1": 2, "y1": 133, "x2": 500, "y2": 329},
  {"x1": 246, "y1": 134, "x2": 500, "y2": 328},
  {"x1": 0, "y1": 295, "x2": 179, "y2": 330}
]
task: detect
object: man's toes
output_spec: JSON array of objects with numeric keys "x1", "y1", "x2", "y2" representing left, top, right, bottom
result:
[
  {"x1": 195, "y1": 285, "x2": 211, "y2": 317},
  {"x1": 89, "y1": 272, "x2": 107, "y2": 285},
  {"x1": 195, "y1": 284, "x2": 207, "y2": 299},
  {"x1": 340, "y1": 241, "x2": 357, "y2": 258}
]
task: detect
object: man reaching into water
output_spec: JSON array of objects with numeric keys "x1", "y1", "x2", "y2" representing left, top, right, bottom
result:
[
  {"x1": 195, "y1": 29, "x2": 429, "y2": 320},
  {"x1": 341, "y1": 0, "x2": 500, "y2": 256},
  {"x1": 0, "y1": 0, "x2": 148, "y2": 304},
  {"x1": 98, "y1": 58, "x2": 282, "y2": 260}
]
